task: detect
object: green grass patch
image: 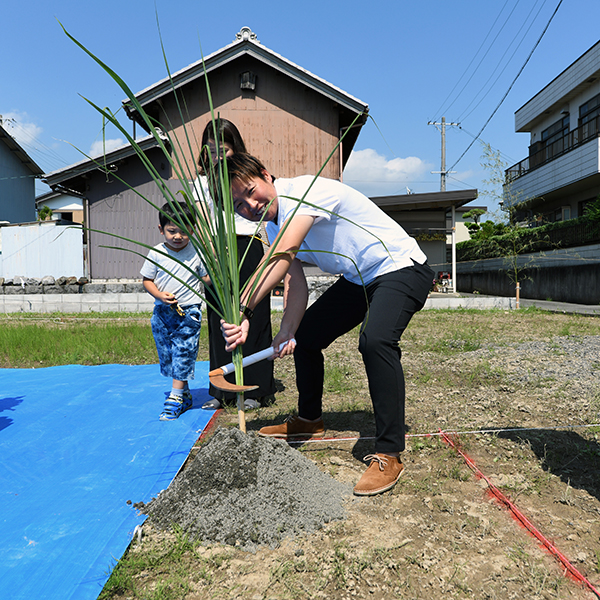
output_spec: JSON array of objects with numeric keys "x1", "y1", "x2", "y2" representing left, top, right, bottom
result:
[{"x1": 0, "y1": 313, "x2": 209, "y2": 368}]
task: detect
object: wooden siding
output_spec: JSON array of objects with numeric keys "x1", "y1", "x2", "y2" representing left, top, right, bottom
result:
[
  {"x1": 156, "y1": 57, "x2": 341, "y2": 180},
  {"x1": 86, "y1": 151, "x2": 172, "y2": 279}
]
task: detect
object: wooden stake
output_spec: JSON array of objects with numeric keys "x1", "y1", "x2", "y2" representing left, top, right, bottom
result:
[
  {"x1": 516, "y1": 281, "x2": 520, "y2": 309},
  {"x1": 237, "y1": 391, "x2": 246, "y2": 433}
]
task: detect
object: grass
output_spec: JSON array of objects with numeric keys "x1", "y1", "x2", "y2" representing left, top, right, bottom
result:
[
  {"x1": 0, "y1": 312, "x2": 208, "y2": 368},
  {"x1": 4, "y1": 308, "x2": 600, "y2": 599}
]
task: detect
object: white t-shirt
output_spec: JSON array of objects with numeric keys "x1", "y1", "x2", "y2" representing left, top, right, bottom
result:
[
  {"x1": 140, "y1": 241, "x2": 208, "y2": 307},
  {"x1": 193, "y1": 175, "x2": 259, "y2": 237},
  {"x1": 267, "y1": 176, "x2": 428, "y2": 285}
]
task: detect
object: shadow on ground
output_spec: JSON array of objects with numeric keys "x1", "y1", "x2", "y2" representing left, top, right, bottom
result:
[{"x1": 499, "y1": 428, "x2": 600, "y2": 502}]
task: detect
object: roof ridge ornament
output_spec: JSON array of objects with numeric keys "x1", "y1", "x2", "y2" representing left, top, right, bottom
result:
[{"x1": 236, "y1": 27, "x2": 258, "y2": 43}]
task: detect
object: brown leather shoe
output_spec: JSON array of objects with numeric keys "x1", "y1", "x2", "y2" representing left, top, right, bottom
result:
[
  {"x1": 353, "y1": 453, "x2": 404, "y2": 496},
  {"x1": 258, "y1": 415, "x2": 325, "y2": 439}
]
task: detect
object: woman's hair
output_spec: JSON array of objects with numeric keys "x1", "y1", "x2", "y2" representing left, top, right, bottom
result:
[{"x1": 198, "y1": 118, "x2": 247, "y2": 174}]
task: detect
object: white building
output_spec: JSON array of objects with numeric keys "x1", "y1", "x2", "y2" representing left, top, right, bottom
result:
[
  {"x1": 35, "y1": 190, "x2": 84, "y2": 224},
  {"x1": 506, "y1": 40, "x2": 600, "y2": 223}
]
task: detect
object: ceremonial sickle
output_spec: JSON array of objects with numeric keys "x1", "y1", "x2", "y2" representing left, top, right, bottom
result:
[{"x1": 208, "y1": 339, "x2": 295, "y2": 392}]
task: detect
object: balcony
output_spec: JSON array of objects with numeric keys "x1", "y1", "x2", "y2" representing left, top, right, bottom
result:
[{"x1": 506, "y1": 114, "x2": 600, "y2": 182}]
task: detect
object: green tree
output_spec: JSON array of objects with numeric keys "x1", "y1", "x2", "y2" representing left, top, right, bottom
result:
[
  {"x1": 38, "y1": 205, "x2": 53, "y2": 221},
  {"x1": 462, "y1": 208, "x2": 486, "y2": 236},
  {"x1": 467, "y1": 143, "x2": 550, "y2": 306}
]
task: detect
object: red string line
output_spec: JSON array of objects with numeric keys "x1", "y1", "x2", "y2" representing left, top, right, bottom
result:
[{"x1": 441, "y1": 430, "x2": 600, "y2": 598}]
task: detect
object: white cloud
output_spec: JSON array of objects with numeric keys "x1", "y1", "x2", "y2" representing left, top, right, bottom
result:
[
  {"x1": 343, "y1": 148, "x2": 431, "y2": 197},
  {"x1": 89, "y1": 138, "x2": 125, "y2": 157},
  {"x1": 1, "y1": 111, "x2": 43, "y2": 147}
]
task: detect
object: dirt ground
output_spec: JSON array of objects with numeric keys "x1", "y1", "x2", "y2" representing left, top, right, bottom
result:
[{"x1": 116, "y1": 310, "x2": 600, "y2": 600}]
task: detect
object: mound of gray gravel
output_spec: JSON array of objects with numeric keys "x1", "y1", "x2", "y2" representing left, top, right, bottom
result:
[{"x1": 135, "y1": 428, "x2": 351, "y2": 550}]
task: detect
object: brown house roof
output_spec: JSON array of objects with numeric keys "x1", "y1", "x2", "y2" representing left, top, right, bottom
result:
[{"x1": 123, "y1": 27, "x2": 369, "y2": 167}]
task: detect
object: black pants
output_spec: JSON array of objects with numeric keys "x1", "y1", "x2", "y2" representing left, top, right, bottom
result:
[
  {"x1": 206, "y1": 235, "x2": 275, "y2": 401},
  {"x1": 294, "y1": 261, "x2": 434, "y2": 453}
]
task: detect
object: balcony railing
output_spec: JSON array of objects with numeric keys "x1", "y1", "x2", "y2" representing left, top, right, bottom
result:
[{"x1": 506, "y1": 114, "x2": 600, "y2": 182}]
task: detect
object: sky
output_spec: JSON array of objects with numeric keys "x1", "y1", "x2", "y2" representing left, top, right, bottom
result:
[{"x1": 3, "y1": 0, "x2": 599, "y2": 219}]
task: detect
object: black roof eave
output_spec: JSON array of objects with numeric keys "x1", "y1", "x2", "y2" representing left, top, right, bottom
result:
[
  {"x1": 371, "y1": 189, "x2": 478, "y2": 212},
  {"x1": 42, "y1": 135, "x2": 166, "y2": 188}
]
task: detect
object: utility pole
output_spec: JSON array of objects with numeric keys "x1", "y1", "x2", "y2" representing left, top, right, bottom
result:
[
  {"x1": 428, "y1": 117, "x2": 460, "y2": 292},
  {"x1": 428, "y1": 116, "x2": 460, "y2": 191}
]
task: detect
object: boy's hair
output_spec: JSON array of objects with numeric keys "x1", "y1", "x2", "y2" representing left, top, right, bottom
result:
[
  {"x1": 198, "y1": 118, "x2": 247, "y2": 174},
  {"x1": 208, "y1": 154, "x2": 271, "y2": 207},
  {"x1": 225, "y1": 153, "x2": 270, "y2": 185},
  {"x1": 159, "y1": 202, "x2": 194, "y2": 229}
]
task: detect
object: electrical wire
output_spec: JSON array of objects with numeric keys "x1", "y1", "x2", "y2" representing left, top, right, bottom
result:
[
  {"x1": 448, "y1": 0, "x2": 564, "y2": 173},
  {"x1": 458, "y1": 0, "x2": 548, "y2": 122},
  {"x1": 430, "y1": 0, "x2": 514, "y2": 121}
]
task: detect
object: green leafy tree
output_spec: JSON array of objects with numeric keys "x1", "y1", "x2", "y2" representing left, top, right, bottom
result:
[
  {"x1": 583, "y1": 194, "x2": 600, "y2": 222},
  {"x1": 462, "y1": 143, "x2": 552, "y2": 305},
  {"x1": 462, "y1": 208, "x2": 486, "y2": 236},
  {"x1": 38, "y1": 205, "x2": 53, "y2": 221}
]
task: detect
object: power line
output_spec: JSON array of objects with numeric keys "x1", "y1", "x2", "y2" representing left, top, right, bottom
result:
[
  {"x1": 448, "y1": 0, "x2": 564, "y2": 173},
  {"x1": 458, "y1": 0, "x2": 549, "y2": 122},
  {"x1": 1, "y1": 118, "x2": 71, "y2": 172},
  {"x1": 430, "y1": 0, "x2": 514, "y2": 121}
]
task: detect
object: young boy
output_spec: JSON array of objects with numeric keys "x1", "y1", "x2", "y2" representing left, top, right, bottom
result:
[
  {"x1": 220, "y1": 154, "x2": 434, "y2": 496},
  {"x1": 141, "y1": 202, "x2": 210, "y2": 421}
]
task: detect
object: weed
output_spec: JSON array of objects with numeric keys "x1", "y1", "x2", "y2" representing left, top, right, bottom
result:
[{"x1": 331, "y1": 543, "x2": 348, "y2": 588}]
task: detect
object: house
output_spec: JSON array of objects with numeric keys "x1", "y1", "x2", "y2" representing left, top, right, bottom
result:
[
  {"x1": 44, "y1": 27, "x2": 369, "y2": 280},
  {"x1": 35, "y1": 190, "x2": 84, "y2": 224},
  {"x1": 44, "y1": 136, "x2": 170, "y2": 279},
  {"x1": 373, "y1": 189, "x2": 479, "y2": 288},
  {"x1": 0, "y1": 121, "x2": 43, "y2": 224},
  {"x1": 505, "y1": 40, "x2": 600, "y2": 222},
  {"x1": 125, "y1": 26, "x2": 368, "y2": 182}
]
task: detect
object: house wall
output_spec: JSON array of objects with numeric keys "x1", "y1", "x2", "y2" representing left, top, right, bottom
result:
[
  {"x1": 0, "y1": 144, "x2": 36, "y2": 223},
  {"x1": 38, "y1": 193, "x2": 84, "y2": 224},
  {"x1": 157, "y1": 56, "x2": 341, "y2": 181},
  {"x1": 508, "y1": 138, "x2": 600, "y2": 212},
  {"x1": 383, "y1": 209, "x2": 446, "y2": 271},
  {"x1": 508, "y1": 41, "x2": 600, "y2": 224},
  {"x1": 85, "y1": 150, "x2": 170, "y2": 279},
  {"x1": 515, "y1": 41, "x2": 600, "y2": 132}
]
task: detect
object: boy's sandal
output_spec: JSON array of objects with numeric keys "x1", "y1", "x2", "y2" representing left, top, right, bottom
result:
[{"x1": 159, "y1": 395, "x2": 192, "y2": 421}]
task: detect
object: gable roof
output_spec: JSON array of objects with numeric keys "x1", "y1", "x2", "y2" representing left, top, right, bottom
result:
[
  {"x1": 124, "y1": 27, "x2": 369, "y2": 145},
  {"x1": 43, "y1": 135, "x2": 165, "y2": 192},
  {"x1": 0, "y1": 123, "x2": 44, "y2": 176}
]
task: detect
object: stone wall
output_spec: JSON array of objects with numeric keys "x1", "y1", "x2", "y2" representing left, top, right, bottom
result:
[
  {"x1": 0, "y1": 275, "x2": 339, "y2": 313},
  {"x1": 0, "y1": 276, "x2": 145, "y2": 296}
]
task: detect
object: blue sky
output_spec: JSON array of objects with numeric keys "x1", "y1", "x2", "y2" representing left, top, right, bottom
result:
[{"x1": 3, "y1": 0, "x2": 599, "y2": 218}]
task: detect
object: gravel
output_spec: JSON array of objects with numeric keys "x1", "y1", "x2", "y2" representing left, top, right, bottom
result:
[
  {"x1": 135, "y1": 428, "x2": 351, "y2": 551},
  {"x1": 477, "y1": 335, "x2": 600, "y2": 397}
]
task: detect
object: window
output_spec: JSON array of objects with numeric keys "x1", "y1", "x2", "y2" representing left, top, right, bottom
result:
[
  {"x1": 541, "y1": 115, "x2": 570, "y2": 145},
  {"x1": 579, "y1": 92, "x2": 600, "y2": 125}
]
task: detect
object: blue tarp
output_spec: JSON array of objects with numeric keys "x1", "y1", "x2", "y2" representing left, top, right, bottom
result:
[{"x1": 0, "y1": 362, "x2": 214, "y2": 599}]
